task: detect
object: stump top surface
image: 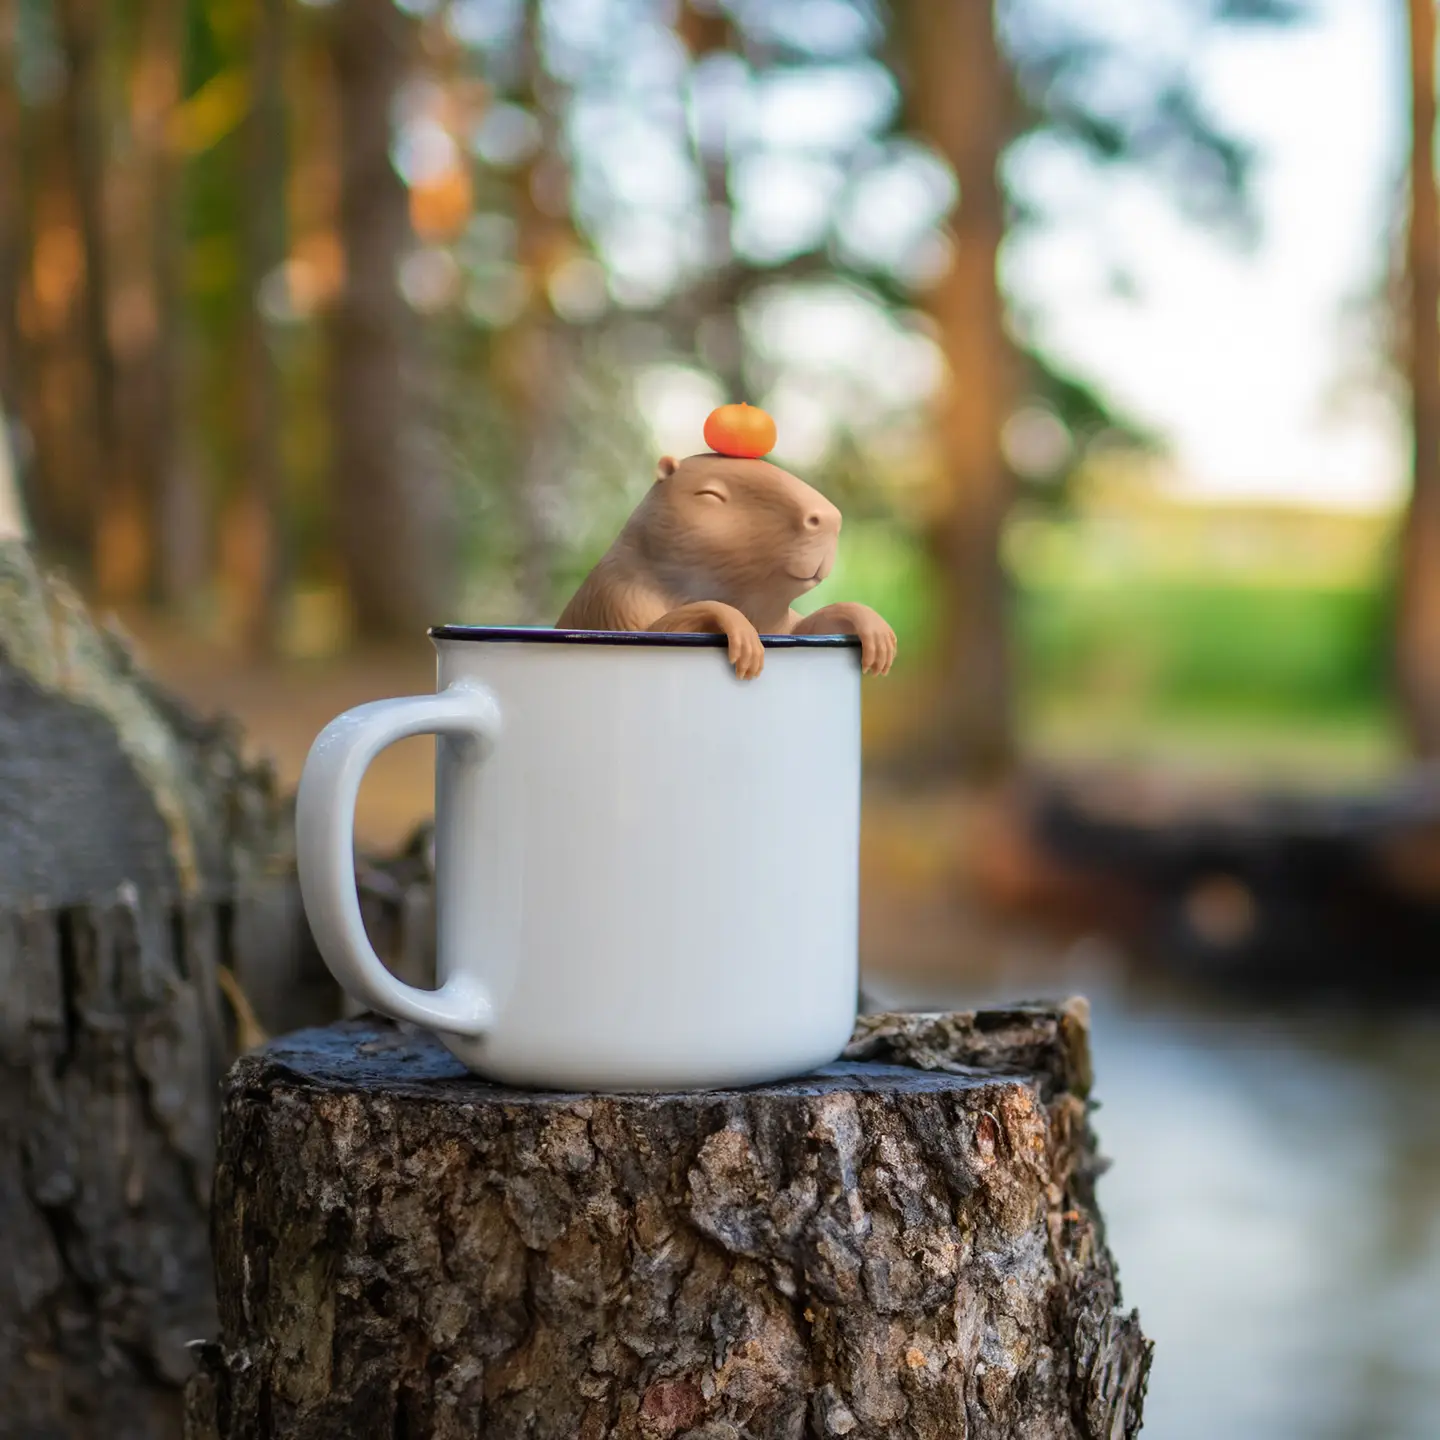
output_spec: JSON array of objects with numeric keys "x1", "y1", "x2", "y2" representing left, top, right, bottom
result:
[{"x1": 240, "y1": 1017, "x2": 1041, "y2": 1106}]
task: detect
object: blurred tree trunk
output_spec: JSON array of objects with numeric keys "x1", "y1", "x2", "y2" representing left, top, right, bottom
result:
[
  {"x1": 899, "y1": 0, "x2": 1018, "y2": 778},
  {"x1": 677, "y1": 1, "x2": 746, "y2": 400},
  {"x1": 104, "y1": 0, "x2": 186, "y2": 609},
  {"x1": 0, "y1": 0, "x2": 23, "y2": 432},
  {"x1": 491, "y1": 3, "x2": 577, "y2": 622},
  {"x1": 135, "y1": 0, "x2": 191, "y2": 610},
  {"x1": 278, "y1": 7, "x2": 342, "y2": 609},
  {"x1": 1401, "y1": 0, "x2": 1440, "y2": 755},
  {"x1": 327, "y1": 0, "x2": 450, "y2": 638},
  {"x1": 19, "y1": 108, "x2": 85, "y2": 564},
  {"x1": 55, "y1": 0, "x2": 123, "y2": 595},
  {"x1": 57, "y1": 0, "x2": 162, "y2": 605},
  {"x1": 224, "y1": 0, "x2": 287, "y2": 651}
]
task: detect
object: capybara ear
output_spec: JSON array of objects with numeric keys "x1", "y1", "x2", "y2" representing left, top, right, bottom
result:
[{"x1": 655, "y1": 456, "x2": 678, "y2": 482}]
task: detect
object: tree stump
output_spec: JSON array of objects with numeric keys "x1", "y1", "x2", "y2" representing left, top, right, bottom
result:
[
  {"x1": 0, "y1": 535, "x2": 337, "y2": 1437},
  {"x1": 185, "y1": 1002, "x2": 1150, "y2": 1439}
]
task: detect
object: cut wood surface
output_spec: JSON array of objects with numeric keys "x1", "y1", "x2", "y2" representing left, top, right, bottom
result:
[{"x1": 186, "y1": 1001, "x2": 1149, "y2": 1439}]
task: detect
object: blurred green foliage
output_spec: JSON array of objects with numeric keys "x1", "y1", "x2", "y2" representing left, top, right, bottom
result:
[
  {"x1": 824, "y1": 513, "x2": 1397, "y2": 774},
  {"x1": 1020, "y1": 578, "x2": 1389, "y2": 716}
]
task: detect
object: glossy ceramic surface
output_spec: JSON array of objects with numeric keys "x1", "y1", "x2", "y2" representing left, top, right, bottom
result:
[{"x1": 296, "y1": 629, "x2": 862, "y2": 1090}]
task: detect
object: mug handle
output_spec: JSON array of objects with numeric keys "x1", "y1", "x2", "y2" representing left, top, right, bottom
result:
[{"x1": 296, "y1": 680, "x2": 501, "y2": 1037}]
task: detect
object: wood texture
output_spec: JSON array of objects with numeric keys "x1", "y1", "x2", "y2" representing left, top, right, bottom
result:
[
  {"x1": 0, "y1": 893, "x2": 229, "y2": 1440},
  {"x1": 0, "y1": 539, "x2": 337, "y2": 1030},
  {"x1": 186, "y1": 1002, "x2": 1149, "y2": 1439},
  {"x1": 0, "y1": 539, "x2": 337, "y2": 1437}
]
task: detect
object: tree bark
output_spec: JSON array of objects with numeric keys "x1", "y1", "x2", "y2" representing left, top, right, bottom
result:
[
  {"x1": 327, "y1": 0, "x2": 451, "y2": 638},
  {"x1": 1, "y1": 892, "x2": 230, "y2": 1440},
  {"x1": 0, "y1": 536, "x2": 341, "y2": 1437},
  {"x1": 185, "y1": 1002, "x2": 1150, "y2": 1439},
  {"x1": 1401, "y1": 0, "x2": 1440, "y2": 755},
  {"x1": 899, "y1": 0, "x2": 1018, "y2": 778}
]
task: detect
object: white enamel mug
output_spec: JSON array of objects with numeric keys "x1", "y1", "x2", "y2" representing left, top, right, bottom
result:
[{"x1": 295, "y1": 626, "x2": 862, "y2": 1090}]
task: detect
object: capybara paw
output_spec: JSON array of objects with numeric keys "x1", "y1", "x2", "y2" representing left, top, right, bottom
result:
[
  {"x1": 727, "y1": 624, "x2": 765, "y2": 680},
  {"x1": 858, "y1": 619, "x2": 897, "y2": 676}
]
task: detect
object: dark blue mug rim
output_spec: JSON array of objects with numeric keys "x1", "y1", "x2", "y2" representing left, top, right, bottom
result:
[{"x1": 429, "y1": 625, "x2": 861, "y2": 649}]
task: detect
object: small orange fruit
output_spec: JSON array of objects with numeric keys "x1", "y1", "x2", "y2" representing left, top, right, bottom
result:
[{"x1": 703, "y1": 402, "x2": 777, "y2": 459}]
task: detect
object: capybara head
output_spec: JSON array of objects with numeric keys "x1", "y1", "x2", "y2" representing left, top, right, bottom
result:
[{"x1": 631, "y1": 453, "x2": 842, "y2": 612}]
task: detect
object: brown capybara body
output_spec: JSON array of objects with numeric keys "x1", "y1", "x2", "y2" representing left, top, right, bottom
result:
[{"x1": 556, "y1": 453, "x2": 896, "y2": 677}]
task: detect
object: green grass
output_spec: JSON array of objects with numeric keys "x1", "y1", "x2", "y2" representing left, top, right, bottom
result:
[
  {"x1": 826, "y1": 521, "x2": 1403, "y2": 782},
  {"x1": 1021, "y1": 695, "x2": 1400, "y2": 783},
  {"x1": 1016, "y1": 578, "x2": 1390, "y2": 715}
]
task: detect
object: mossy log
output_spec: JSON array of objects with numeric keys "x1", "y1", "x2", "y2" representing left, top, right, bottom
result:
[
  {"x1": 185, "y1": 1002, "x2": 1149, "y2": 1440},
  {"x1": 0, "y1": 539, "x2": 336, "y2": 1438}
]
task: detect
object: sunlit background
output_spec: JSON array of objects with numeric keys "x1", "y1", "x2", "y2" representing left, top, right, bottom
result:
[{"x1": 3, "y1": 0, "x2": 1440, "y2": 1435}]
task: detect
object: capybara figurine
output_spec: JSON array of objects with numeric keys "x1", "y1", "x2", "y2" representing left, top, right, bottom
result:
[{"x1": 556, "y1": 406, "x2": 896, "y2": 679}]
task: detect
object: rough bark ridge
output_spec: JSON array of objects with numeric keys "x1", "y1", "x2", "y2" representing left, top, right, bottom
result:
[
  {"x1": 0, "y1": 538, "x2": 337, "y2": 1026},
  {"x1": 0, "y1": 539, "x2": 337, "y2": 1438},
  {"x1": 1, "y1": 893, "x2": 231, "y2": 1440},
  {"x1": 186, "y1": 1003, "x2": 1149, "y2": 1439}
]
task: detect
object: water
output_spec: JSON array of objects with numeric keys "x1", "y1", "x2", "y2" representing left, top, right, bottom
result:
[{"x1": 866, "y1": 957, "x2": 1440, "y2": 1439}]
